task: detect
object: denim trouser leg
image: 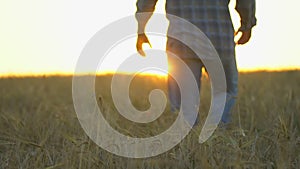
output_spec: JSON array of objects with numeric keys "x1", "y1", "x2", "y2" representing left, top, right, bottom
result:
[
  {"x1": 168, "y1": 58, "x2": 203, "y2": 124},
  {"x1": 168, "y1": 57, "x2": 238, "y2": 124},
  {"x1": 220, "y1": 57, "x2": 238, "y2": 123}
]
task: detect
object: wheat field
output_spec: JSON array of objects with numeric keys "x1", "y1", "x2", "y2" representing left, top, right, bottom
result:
[{"x1": 0, "y1": 71, "x2": 299, "y2": 169}]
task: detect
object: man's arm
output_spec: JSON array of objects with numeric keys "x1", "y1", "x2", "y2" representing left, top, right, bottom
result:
[
  {"x1": 235, "y1": 0, "x2": 257, "y2": 44},
  {"x1": 135, "y1": 0, "x2": 158, "y2": 56}
]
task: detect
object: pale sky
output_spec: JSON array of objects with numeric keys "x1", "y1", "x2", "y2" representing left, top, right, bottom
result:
[{"x1": 0, "y1": 0, "x2": 299, "y2": 76}]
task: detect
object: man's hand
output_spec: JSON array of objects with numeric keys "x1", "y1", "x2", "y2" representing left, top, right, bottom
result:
[
  {"x1": 235, "y1": 29, "x2": 252, "y2": 45},
  {"x1": 136, "y1": 33, "x2": 152, "y2": 57}
]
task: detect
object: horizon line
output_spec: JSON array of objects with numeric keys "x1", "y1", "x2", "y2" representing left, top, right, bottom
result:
[{"x1": 0, "y1": 68, "x2": 299, "y2": 78}]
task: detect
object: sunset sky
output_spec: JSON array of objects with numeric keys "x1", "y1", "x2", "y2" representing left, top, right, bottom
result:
[{"x1": 0, "y1": 0, "x2": 299, "y2": 76}]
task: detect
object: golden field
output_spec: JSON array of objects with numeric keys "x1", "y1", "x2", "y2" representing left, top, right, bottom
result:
[{"x1": 0, "y1": 71, "x2": 299, "y2": 169}]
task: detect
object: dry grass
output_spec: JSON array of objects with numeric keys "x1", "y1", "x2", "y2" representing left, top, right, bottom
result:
[{"x1": 0, "y1": 71, "x2": 299, "y2": 169}]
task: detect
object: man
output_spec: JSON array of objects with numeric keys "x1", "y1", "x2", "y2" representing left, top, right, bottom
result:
[{"x1": 135, "y1": 0, "x2": 256, "y2": 125}]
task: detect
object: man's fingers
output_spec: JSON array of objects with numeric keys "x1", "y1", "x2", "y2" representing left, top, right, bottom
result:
[
  {"x1": 136, "y1": 42, "x2": 146, "y2": 57},
  {"x1": 237, "y1": 36, "x2": 249, "y2": 44},
  {"x1": 136, "y1": 42, "x2": 151, "y2": 57},
  {"x1": 237, "y1": 33, "x2": 250, "y2": 44},
  {"x1": 138, "y1": 50, "x2": 146, "y2": 56},
  {"x1": 136, "y1": 34, "x2": 152, "y2": 56},
  {"x1": 148, "y1": 42, "x2": 152, "y2": 48},
  {"x1": 137, "y1": 42, "x2": 152, "y2": 56},
  {"x1": 236, "y1": 30, "x2": 251, "y2": 45}
]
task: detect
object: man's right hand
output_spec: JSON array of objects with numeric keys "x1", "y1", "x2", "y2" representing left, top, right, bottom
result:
[
  {"x1": 136, "y1": 33, "x2": 152, "y2": 57},
  {"x1": 236, "y1": 29, "x2": 252, "y2": 45}
]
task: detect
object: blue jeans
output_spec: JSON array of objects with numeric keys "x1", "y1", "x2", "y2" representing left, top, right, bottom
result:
[{"x1": 167, "y1": 56, "x2": 238, "y2": 124}]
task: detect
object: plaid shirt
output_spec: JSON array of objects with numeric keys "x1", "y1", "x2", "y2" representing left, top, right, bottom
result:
[{"x1": 136, "y1": 0, "x2": 256, "y2": 59}]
